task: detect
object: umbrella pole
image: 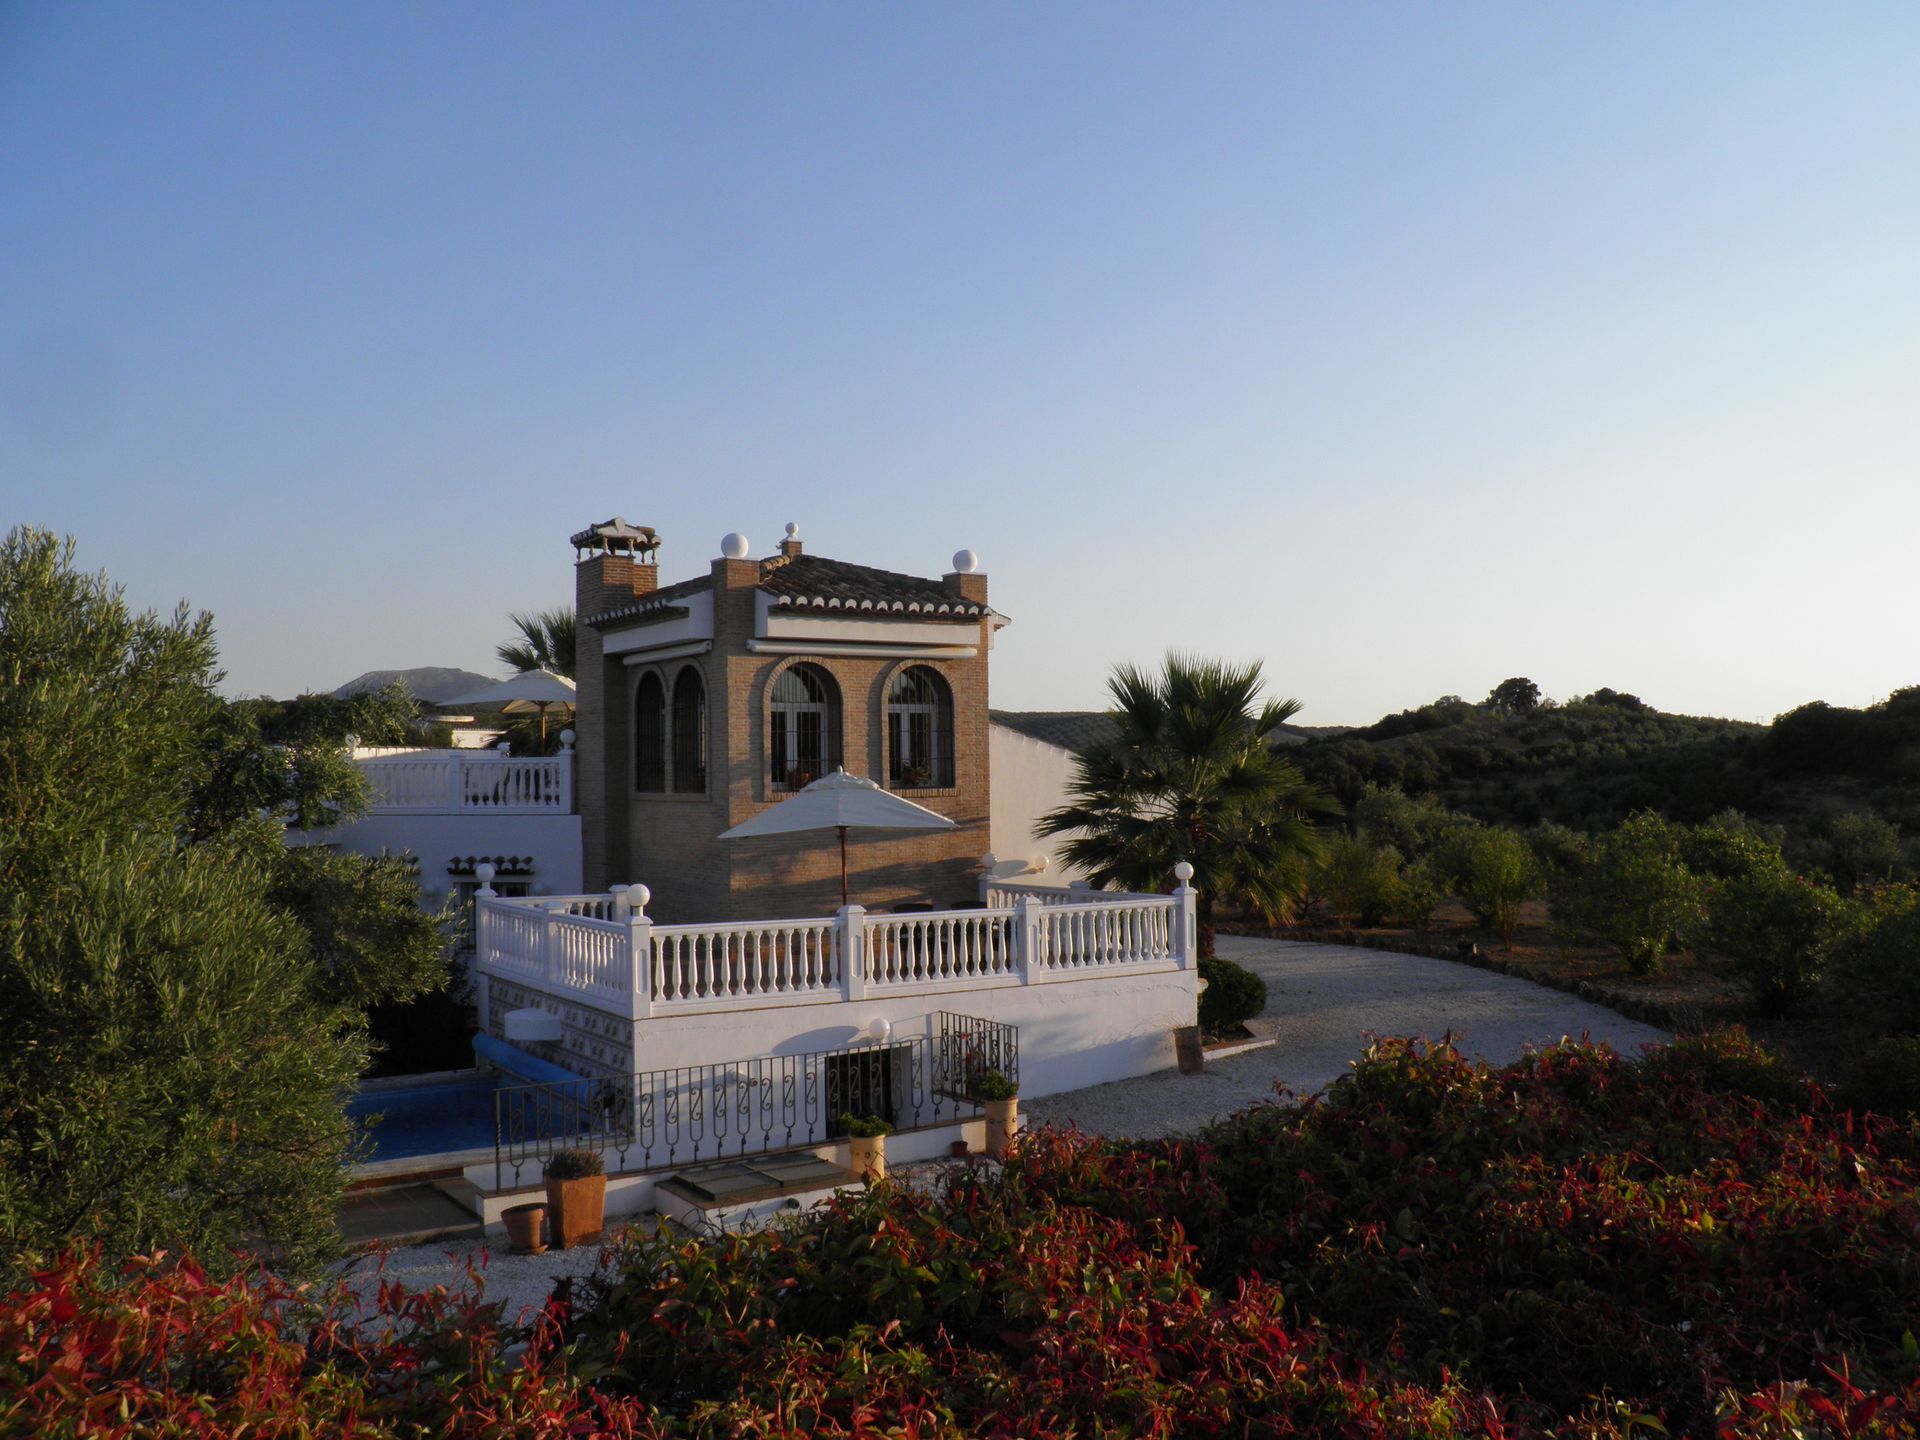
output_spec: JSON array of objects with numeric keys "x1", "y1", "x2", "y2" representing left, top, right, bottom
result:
[{"x1": 839, "y1": 825, "x2": 850, "y2": 908}]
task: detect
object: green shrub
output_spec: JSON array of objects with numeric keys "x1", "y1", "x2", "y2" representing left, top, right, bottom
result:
[
  {"x1": 971, "y1": 1069, "x2": 1018, "y2": 1102},
  {"x1": 1704, "y1": 863, "x2": 1860, "y2": 1012},
  {"x1": 840, "y1": 1113, "x2": 893, "y2": 1138},
  {"x1": 545, "y1": 1147, "x2": 604, "y2": 1179},
  {"x1": 1833, "y1": 883, "x2": 1920, "y2": 1029},
  {"x1": 1638, "y1": 1028, "x2": 1809, "y2": 1109},
  {"x1": 1197, "y1": 955, "x2": 1266, "y2": 1035},
  {"x1": 1548, "y1": 811, "x2": 1704, "y2": 975},
  {"x1": 1842, "y1": 1037, "x2": 1920, "y2": 1115},
  {"x1": 1439, "y1": 825, "x2": 1541, "y2": 947},
  {"x1": 1398, "y1": 860, "x2": 1442, "y2": 931},
  {"x1": 1317, "y1": 835, "x2": 1403, "y2": 927}
]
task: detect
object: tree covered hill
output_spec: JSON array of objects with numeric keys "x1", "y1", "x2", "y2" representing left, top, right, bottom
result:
[{"x1": 1294, "y1": 682, "x2": 1920, "y2": 841}]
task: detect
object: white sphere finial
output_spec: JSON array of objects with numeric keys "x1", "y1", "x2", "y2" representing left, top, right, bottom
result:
[
  {"x1": 630, "y1": 883, "x2": 651, "y2": 913},
  {"x1": 784, "y1": 521, "x2": 800, "y2": 539},
  {"x1": 720, "y1": 532, "x2": 751, "y2": 560},
  {"x1": 952, "y1": 548, "x2": 980, "y2": 574},
  {"x1": 1174, "y1": 860, "x2": 1194, "y2": 884},
  {"x1": 980, "y1": 851, "x2": 997, "y2": 872}
]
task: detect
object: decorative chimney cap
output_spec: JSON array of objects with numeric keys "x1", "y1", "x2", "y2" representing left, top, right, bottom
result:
[
  {"x1": 571, "y1": 517, "x2": 660, "y2": 560},
  {"x1": 784, "y1": 522, "x2": 801, "y2": 540},
  {"x1": 720, "y1": 532, "x2": 752, "y2": 560},
  {"x1": 951, "y1": 549, "x2": 980, "y2": 575}
]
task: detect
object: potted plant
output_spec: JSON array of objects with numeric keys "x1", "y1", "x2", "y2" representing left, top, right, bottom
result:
[
  {"x1": 841, "y1": 1113, "x2": 893, "y2": 1182},
  {"x1": 973, "y1": 1070, "x2": 1019, "y2": 1156},
  {"x1": 544, "y1": 1147, "x2": 606, "y2": 1249},
  {"x1": 502, "y1": 1201, "x2": 547, "y2": 1255}
]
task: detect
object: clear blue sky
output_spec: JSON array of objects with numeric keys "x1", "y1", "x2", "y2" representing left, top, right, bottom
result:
[{"x1": 4, "y1": 3, "x2": 1917, "y2": 724}]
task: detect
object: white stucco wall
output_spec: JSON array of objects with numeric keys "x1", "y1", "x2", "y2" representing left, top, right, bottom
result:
[
  {"x1": 573, "y1": 965, "x2": 1197, "y2": 1100},
  {"x1": 286, "y1": 813, "x2": 585, "y2": 904},
  {"x1": 988, "y1": 724, "x2": 1081, "y2": 886}
]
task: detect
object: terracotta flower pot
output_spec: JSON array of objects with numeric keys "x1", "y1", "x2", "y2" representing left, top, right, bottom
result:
[
  {"x1": 502, "y1": 1202, "x2": 547, "y2": 1255},
  {"x1": 544, "y1": 1174, "x2": 607, "y2": 1249},
  {"x1": 983, "y1": 1097, "x2": 1019, "y2": 1156},
  {"x1": 849, "y1": 1133, "x2": 887, "y2": 1183},
  {"x1": 949, "y1": 1139, "x2": 971, "y2": 1158}
]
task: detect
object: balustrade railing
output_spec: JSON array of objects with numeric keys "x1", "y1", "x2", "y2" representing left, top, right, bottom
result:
[
  {"x1": 492, "y1": 1011, "x2": 1019, "y2": 1187},
  {"x1": 473, "y1": 864, "x2": 1197, "y2": 1018},
  {"x1": 864, "y1": 909, "x2": 1018, "y2": 990},
  {"x1": 353, "y1": 745, "x2": 574, "y2": 815}
]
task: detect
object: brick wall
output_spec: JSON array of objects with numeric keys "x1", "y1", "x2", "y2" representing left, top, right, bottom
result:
[{"x1": 588, "y1": 545, "x2": 997, "y2": 923}]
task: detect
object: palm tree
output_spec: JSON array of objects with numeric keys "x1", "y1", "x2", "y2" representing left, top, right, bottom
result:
[
  {"x1": 1038, "y1": 653, "x2": 1336, "y2": 959},
  {"x1": 496, "y1": 608, "x2": 576, "y2": 680}
]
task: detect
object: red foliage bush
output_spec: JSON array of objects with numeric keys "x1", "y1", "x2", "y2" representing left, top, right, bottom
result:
[{"x1": 10, "y1": 1031, "x2": 1920, "y2": 1438}]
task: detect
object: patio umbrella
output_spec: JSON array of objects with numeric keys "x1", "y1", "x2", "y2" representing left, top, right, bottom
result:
[
  {"x1": 717, "y1": 767, "x2": 957, "y2": 906},
  {"x1": 443, "y1": 668, "x2": 577, "y2": 744}
]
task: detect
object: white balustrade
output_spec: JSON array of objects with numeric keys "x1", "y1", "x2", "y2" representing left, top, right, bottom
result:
[
  {"x1": 354, "y1": 748, "x2": 574, "y2": 815},
  {"x1": 475, "y1": 871, "x2": 1197, "y2": 1018},
  {"x1": 864, "y1": 909, "x2": 1018, "y2": 990},
  {"x1": 650, "y1": 919, "x2": 840, "y2": 1005},
  {"x1": 1033, "y1": 898, "x2": 1173, "y2": 973}
]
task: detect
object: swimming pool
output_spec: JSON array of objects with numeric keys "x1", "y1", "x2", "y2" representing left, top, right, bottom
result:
[{"x1": 348, "y1": 1075, "x2": 502, "y2": 1161}]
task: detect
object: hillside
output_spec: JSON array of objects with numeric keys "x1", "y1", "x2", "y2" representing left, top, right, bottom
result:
[
  {"x1": 1292, "y1": 686, "x2": 1920, "y2": 841},
  {"x1": 333, "y1": 666, "x2": 494, "y2": 704}
]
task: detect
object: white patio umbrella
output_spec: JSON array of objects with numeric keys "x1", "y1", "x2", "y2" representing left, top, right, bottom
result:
[
  {"x1": 443, "y1": 668, "x2": 577, "y2": 743},
  {"x1": 717, "y1": 767, "x2": 957, "y2": 907}
]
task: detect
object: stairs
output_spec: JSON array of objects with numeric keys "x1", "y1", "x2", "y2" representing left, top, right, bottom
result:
[{"x1": 655, "y1": 1151, "x2": 861, "y2": 1235}]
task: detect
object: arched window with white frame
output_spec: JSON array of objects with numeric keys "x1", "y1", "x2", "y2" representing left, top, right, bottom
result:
[
  {"x1": 769, "y1": 663, "x2": 841, "y2": 791},
  {"x1": 887, "y1": 665, "x2": 953, "y2": 789}
]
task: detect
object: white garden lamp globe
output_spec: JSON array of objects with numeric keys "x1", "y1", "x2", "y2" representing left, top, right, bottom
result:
[{"x1": 866, "y1": 1016, "x2": 892, "y2": 1043}]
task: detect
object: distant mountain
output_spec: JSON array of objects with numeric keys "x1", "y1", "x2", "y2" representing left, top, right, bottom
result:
[{"x1": 333, "y1": 667, "x2": 496, "y2": 704}]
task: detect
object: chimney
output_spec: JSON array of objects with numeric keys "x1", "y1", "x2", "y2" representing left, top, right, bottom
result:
[
  {"x1": 942, "y1": 547, "x2": 988, "y2": 605},
  {"x1": 571, "y1": 518, "x2": 661, "y2": 615}
]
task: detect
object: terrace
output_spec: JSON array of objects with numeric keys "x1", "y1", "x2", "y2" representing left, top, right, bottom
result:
[{"x1": 472, "y1": 867, "x2": 1197, "y2": 1023}]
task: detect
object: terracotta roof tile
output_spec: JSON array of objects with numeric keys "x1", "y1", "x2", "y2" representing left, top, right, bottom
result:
[{"x1": 759, "y1": 554, "x2": 988, "y2": 620}]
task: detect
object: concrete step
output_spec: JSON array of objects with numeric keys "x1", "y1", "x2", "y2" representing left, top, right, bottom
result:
[{"x1": 656, "y1": 1151, "x2": 863, "y2": 1236}]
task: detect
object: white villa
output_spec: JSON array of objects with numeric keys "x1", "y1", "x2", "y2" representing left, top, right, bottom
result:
[{"x1": 330, "y1": 521, "x2": 1200, "y2": 1234}]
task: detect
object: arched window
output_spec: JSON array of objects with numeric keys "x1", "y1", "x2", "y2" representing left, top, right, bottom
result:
[
  {"x1": 670, "y1": 667, "x2": 706, "y2": 794},
  {"x1": 633, "y1": 672, "x2": 666, "y2": 792},
  {"x1": 887, "y1": 665, "x2": 953, "y2": 788},
  {"x1": 770, "y1": 663, "x2": 841, "y2": 791}
]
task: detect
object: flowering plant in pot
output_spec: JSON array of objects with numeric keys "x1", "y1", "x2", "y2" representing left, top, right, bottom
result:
[
  {"x1": 544, "y1": 1148, "x2": 606, "y2": 1249},
  {"x1": 972, "y1": 1070, "x2": 1020, "y2": 1156},
  {"x1": 840, "y1": 1114, "x2": 893, "y2": 1183}
]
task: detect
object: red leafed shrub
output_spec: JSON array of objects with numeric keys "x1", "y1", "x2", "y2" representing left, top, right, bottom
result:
[
  {"x1": 13, "y1": 1031, "x2": 1920, "y2": 1437},
  {"x1": 0, "y1": 1246, "x2": 652, "y2": 1439}
]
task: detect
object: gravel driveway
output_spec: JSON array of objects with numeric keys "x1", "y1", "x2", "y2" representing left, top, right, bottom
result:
[
  {"x1": 348, "y1": 939, "x2": 1669, "y2": 1311},
  {"x1": 1022, "y1": 937, "x2": 1671, "y2": 1140}
]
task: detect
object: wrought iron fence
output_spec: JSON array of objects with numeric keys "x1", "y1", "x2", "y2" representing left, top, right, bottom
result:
[{"x1": 493, "y1": 1011, "x2": 1018, "y2": 1189}]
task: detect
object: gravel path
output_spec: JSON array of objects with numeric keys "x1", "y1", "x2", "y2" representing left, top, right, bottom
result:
[
  {"x1": 351, "y1": 939, "x2": 1669, "y2": 1308},
  {"x1": 333, "y1": 1232, "x2": 634, "y2": 1326},
  {"x1": 1022, "y1": 937, "x2": 1671, "y2": 1140}
]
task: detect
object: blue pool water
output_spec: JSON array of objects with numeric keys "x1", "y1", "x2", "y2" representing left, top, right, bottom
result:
[{"x1": 349, "y1": 1076, "x2": 502, "y2": 1161}]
